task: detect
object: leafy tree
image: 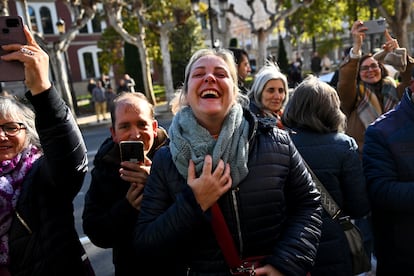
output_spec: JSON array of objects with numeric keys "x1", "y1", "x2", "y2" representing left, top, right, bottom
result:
[
  {"x1": 97, "y1": 26, "x2": 123, "y2": 75},
  {"x1": 226, "y1": 0, "x2": 314, "y2": 67},
  {"x1": 170, "y1": 16, "x2": 205, "y2": 89},
  {"x1": 286, "y1": 0, "x2": 346, "y2": 54},
  {"x1": 104, "y1": 0, "x2": 156, "y2": 104}
]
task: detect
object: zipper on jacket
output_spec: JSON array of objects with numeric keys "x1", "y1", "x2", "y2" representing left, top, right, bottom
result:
[
  {"x1": 231, "y1": 188, "x2": 243, "y2": 257},
  {"x1": 15, "y1": 211, "x2": 32, "y2": 234}
]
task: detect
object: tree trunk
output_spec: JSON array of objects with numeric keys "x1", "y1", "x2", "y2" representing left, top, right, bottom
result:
[
  {"x1": 257, "y1": 28, "x2": 267, "y2": 68},
  {"x1": 159, "y1": 27, "x2": 174, "y2": 104}
]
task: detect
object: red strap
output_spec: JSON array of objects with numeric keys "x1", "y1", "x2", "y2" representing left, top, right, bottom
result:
[{"x1": 210, "y1": 202, "x2": 242, "y2": 269}]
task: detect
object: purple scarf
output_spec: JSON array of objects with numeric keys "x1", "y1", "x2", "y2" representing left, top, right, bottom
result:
[{"x1": 0, "y1": 145, "x2": 42, "y2": 265}]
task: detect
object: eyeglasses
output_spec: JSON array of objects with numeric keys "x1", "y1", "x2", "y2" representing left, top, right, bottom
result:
[
  {"x1": 360, "y1": 63, "x2": 379, "y2": 72},
  {"x1": 0, "y1": 122, "x2": 26, "y2": 137}
]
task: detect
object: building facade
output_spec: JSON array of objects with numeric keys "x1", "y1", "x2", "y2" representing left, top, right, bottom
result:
[{"x1": 5, "y1": 0, "x2": 104, "y2": 97}]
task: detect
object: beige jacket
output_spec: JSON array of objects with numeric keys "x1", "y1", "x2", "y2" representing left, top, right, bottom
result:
[{"x1": 337, "y1": 53, "x2": 413, "y2": 155}]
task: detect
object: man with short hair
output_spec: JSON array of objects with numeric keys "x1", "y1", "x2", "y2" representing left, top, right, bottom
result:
[
  {"x1": 82, "y1": 92, "x2": 168, "y2": 276},
  {"x1": 228, "y1": 47, "x2": 252, "y2": 95},
  {"x1": 311, "y1": 51, "x2": 322, "y2": 77}
]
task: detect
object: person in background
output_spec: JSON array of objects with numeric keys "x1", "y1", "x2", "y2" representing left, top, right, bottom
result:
[
  {"x1": 283, "y1": 76, "x2": 370, "y2": 276},
  {"x1": 287, "y1": 58, "x2": 303, "y2": 88},
  {"x1": 329, "y1": 47, "x2": 352, "y2": 89},
  {"x1": 227, "y1": 47, "x2": 252, "y2": 95},
  {"x1": 105, "y1": 86, "x2": 116, "y2": 113},
  {"x1": 91, "y1": 80, "x2": 107, "y2": 122},
  {"x1": 87, "y1": 78, "x2": 96, "y2": 95},
  {"x1": 338, "y1": 22, "x2": 414, "y2": 273},
  {"x1": 100, "y1": 74, "x2": 111, "y2": 89},
  {"x1": 295, "y1": 51, "x2": 304, "y2": 68},
  {"x1": 311, "y1": 51, "x2": 322, "y2": 76},
  {"x1": 337, "y1": 20, "x2": 413, "y2": 156},
  {"x1": 82, "y1": 92, "x2": 168, "y2": 276},
  {"x1": 320, "y1": 54, "x2": 332, "y2": 75},
  {"x1": 123, "y1": 74, "x2": 136, "y2": 93},
  {"x1": 0, "y1": 25, "x2": 90, "y2": 275},
  {"x1": 116, "y1": 78, "x2": 128, "y2": 94},
  {"x1": 248, "y1": 62, "x2": 289, "y2": 129},
  {"x1": 362, "y1": 69, "x2": 414, "y2": 275},
  {"x1": 134, "y1": 48, "x2": 322, "y2": 275}
]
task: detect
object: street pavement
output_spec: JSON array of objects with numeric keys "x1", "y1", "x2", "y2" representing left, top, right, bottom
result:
[{"x1": 76, "y1": 103, "x2": 173, "y2": 128}]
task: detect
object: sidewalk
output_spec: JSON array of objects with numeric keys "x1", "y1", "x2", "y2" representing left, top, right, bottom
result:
[
  {"x1": 76, "y1": 112, "x2": 111, "y2": 129},
  {"x1": 76, "y1": 103, "x2": 173, "y2": 129}
]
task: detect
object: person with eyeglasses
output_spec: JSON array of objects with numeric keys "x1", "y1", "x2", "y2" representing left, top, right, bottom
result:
[
  {"x1": 337, "y1": 20, "x2": 414, "y2": 275},
  {"x1": 337, "y1": 20, "x2": 414, "y2": 156},
  {"x1": 0, "y1": 25, "x2": 91, "y2": 275}
]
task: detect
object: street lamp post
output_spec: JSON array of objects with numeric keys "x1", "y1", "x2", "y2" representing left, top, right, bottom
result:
[
  {"x1": 56, "y1": 18, "x2": 79, "y2": 115},
  {"x1": 207, "y1": 0, "x2": 215, "y2": 48},
  {"x1": 191, "y1": 0, "x2": 228, "y2": 49},
  {"x1": 368, "y1": 0, "x2": 380, "y2": 53}
]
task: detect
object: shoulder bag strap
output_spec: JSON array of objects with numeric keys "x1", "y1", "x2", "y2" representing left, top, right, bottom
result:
[
  {"x1": 210, "y1": 202, "x2": 242, "y2": 269},
  {"x1": 303, "y1": 161, "x2": 343, "y2": 220}
]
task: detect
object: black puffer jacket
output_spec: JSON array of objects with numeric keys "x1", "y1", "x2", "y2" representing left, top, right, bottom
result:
[
  {"x1": 134, "y1": 110, "x2": 322, "y2": 276},
  {"x1": 8, "y1": 88, "x2": 88, "y2": 276},
  {"x1": 82, "y1": 128, "x2": 168, "y2": 275},
  {"x1": 289, "y1": 128, "x2": 370, "y2": 276}
]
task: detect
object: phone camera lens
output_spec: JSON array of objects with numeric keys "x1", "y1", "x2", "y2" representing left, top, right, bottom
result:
[{"x1": 6, "y1": 18, "x2": 19, "y2": 28}]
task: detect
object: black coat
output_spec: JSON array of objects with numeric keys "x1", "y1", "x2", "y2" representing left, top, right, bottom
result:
[
  {"x1": 363, "y1": 90, "x2": 414, "y2": 274},
  {"x1": 82, "y1": 128, "x2": 168, "y2": 276},
  {"x1": 289, "y1": 128, "x2": 370, "y2": 276},
  {"x1": 135, "y1": 111, "x2": 322, "y2": 276},
  {"x1": 8, "y1": 88, "x2": 88, "y2": 276}
]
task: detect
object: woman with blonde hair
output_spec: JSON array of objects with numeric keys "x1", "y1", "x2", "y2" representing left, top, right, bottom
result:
[{"x1": 134, "y1": 48, "x2": 322, "y2": 275}]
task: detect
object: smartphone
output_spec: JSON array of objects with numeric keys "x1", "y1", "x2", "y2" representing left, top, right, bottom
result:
[
  {"x1": 363, "y1": 18, "x2": 387, "y2": 35},
  {"x1": 119, "y1": 141, "x2": 145, "y2": 163},
  {"x1": 0, "y1": 16, "x2": 26, "y2": 82}
]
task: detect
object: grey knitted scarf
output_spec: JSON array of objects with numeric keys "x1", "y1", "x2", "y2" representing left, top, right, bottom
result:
[{"x1": 169, "y1": 103, "x2": 250, "y2": 187}]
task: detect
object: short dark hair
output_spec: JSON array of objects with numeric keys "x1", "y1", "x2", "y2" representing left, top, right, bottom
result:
[
  {"x1": 227, "y1": 48, "x2": 248, "y2": 65},
  {"x1": 110, "y1": 92, "x2": 154, "y2": 127},
  {"x1": 357, "y1": 53, "x2": 388, "y2": 82}
]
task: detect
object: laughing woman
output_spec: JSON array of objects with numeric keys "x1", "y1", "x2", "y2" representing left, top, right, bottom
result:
[{"x1": 134, "y1": 48, "x2": 322, "y2": 276}]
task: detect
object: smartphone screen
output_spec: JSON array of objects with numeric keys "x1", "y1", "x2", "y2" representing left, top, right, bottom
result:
[
  {"x1": 0, "y1": 16, "x2": 26, "y2": 82},
  {"x1": 119, "y1": 141, "x2": 145, "y2": 162}
]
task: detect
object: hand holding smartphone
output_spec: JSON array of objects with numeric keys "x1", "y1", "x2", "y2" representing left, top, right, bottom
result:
[
  {"x1": 0, "y1": 16, "x2": 26, "y2": 82},
  {"x1": 119, "y1": 141, "x2": 145, "y2": 163}
]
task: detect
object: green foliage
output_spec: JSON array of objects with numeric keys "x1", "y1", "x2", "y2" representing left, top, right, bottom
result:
[
  {"x1": 153, "y1": 84, "x2": 165, "y2": 101},
  {"x1": 287, "y1": 0, "x2": 346, "y2": 45},
  {"x1": 170, "y1": 16, "x2": 205, "y2": 89},
  {"x1": 97, "y1": 27, "x2": 123, "y2": 74}
]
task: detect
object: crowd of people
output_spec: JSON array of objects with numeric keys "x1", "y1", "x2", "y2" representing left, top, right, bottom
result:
[
  {"x1": 1, "y1": 19, "x2": 414, "y2": 276},
  {"x1": 87, "y1": 74, "x2": 136, "y2": 123}
]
